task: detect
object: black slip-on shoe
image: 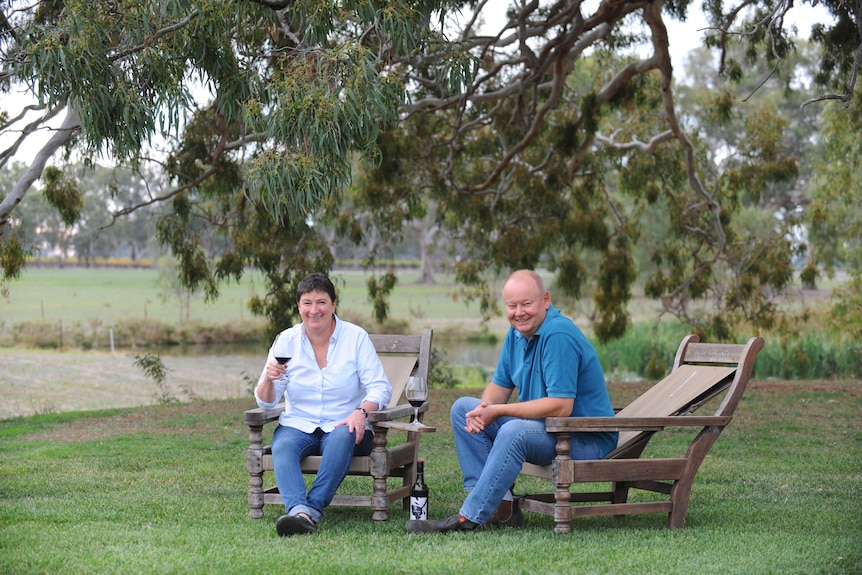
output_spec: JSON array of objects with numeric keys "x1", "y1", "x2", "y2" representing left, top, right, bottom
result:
[
  {"x1": 487, "y1": 497, "x2": 525, "y2": 529},
  {"x1": 276, "y1": 514, "x2": 318, "y2": 537},
  {"x1": 405, "y1": 514, "x2": 477, "y2": 534}
]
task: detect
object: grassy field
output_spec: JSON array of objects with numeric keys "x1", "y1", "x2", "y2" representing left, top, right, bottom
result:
[
  {"x1": 11, "y1": 265, "x2": 809, "y2": 338},
  {"x1": 2, "y1": 266, "x2": 842, "y2": 330},
  {"x1": 0, "y1": 267, "x2": 504, "y2": 330},
  {"x1": 1, "y1": 383, "x2": 860, "y2": 574}
]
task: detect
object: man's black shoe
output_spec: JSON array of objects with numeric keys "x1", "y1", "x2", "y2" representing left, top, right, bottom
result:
[
  {"x1": 405, "y1": 514, "x2": 477, "y2": 533},
  {"x1": 276, "y1": 514, "x2": 318, "y2": 537}
]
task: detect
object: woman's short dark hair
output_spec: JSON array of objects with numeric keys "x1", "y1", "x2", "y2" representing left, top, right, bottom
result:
[{"x1": 296, "y1": 272, "x2": 337, "y2": 304}]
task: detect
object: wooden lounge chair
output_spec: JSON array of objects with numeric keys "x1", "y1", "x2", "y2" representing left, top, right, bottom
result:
[
  {"x1": 244, "y1": 328, "x2": 433, "y2": 521},
  {"x1": 517, "y1": 334, "x2": 765, "y2": 532}
]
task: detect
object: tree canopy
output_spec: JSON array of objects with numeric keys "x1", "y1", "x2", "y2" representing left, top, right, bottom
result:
[{"x1": 1, "y1": 0, "x2": 860, "y2": 339}]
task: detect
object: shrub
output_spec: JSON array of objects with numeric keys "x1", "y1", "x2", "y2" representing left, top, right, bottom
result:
[
  {"x1": 174, "y1": 320, "x2": 267, "y2": 346},
  {"x1": 112, "y1": 317, "x2": 178, "y2": 348},
  {"x1": 593, "y1": 321, "x2": 690, "y2": 380},
  {"x1": 9, "y1": 320, "x2": 87, "y2": 350},
  {"x1": 429, "y1": 347, "x2": 458, "y2": 389},
  {"x1": 592, "y1": 316, "x2": 860, "y2": 381}
]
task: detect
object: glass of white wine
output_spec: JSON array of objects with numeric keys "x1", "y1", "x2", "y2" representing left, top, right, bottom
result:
[{"x1": 405, "y1": 376, "x2": 429, "y2": 428}]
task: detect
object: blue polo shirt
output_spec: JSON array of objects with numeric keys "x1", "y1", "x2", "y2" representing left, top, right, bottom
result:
[{"x1": 492, "y1": 305, "x2": 618, "y2": 456}]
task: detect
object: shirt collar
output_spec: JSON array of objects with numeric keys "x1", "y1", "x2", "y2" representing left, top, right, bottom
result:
[
  {"x1": 330, "y1": 313, "x2": 340, "y2": 342},
  {"x1": 511, "y1": 304, "x2": 559, "y2": 343}
]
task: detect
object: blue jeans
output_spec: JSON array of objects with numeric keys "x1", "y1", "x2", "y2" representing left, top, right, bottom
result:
[
  {"x1": 271, "y1": 424, "x2": 374, "y2": 524},
  {"x1": 452, "y1": 396, "x2": 606, "y2": 525}
]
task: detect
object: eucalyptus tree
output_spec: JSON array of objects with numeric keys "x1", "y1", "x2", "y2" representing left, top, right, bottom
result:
[
  {"x1": 807, "y1": 97, "x2": 862, "y2": 340},
  {"x1": 1, "y1": 0, "x2": 473, "y2": 331},
  {"x1": 1, "y1": 0, "x2": 860, "y2": 337},
  {"x1": 349, "y1": 2, "x2": 859, "y2": 339}
]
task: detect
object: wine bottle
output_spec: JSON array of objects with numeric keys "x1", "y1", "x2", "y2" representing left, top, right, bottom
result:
[{"x1": 409, "y1": 459, "x2": 429, "y2": 520}]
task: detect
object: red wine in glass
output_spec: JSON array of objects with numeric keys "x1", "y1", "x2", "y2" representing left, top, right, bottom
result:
[{"x1": 275, "y1": 355, "x2": 291, "y2": 365}]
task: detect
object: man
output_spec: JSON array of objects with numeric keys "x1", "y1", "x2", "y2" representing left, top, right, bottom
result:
[{"x1": 405, "y1": 269, "x2": 617, "y2": 533}]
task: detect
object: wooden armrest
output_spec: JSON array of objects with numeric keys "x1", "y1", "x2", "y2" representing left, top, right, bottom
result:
[
  {"x1": 244, "y1": 403, "x2": 284, "y2": 427},
  {"x1": 244, "y1": 402, "x2": 429, "y2": 427},
  {"x1": 544, "y1": 415, "x2": 732, "y2": 433}
]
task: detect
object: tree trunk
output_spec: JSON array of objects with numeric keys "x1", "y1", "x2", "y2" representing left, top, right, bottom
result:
[{"x1": 417, "y1": 224, "x2": 437, "y2": 285}]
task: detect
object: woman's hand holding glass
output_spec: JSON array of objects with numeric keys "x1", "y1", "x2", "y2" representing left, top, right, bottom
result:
[{"x1": 264, "y1": 358, "x2": 287, "y2": 383}]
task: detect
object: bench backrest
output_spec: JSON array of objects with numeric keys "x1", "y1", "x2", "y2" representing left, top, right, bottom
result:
[{"x1": 370, "y1": 330, "x2": 433, "y2": 409}]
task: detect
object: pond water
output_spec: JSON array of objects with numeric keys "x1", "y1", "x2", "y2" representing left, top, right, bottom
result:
[
  {"x1": 437, "y1": 340, "x2": 502, "y2": 369},
  {"x1": 153, "y1": 339, "x2": 502, "y2": 369},
  {"x1": 154, "y1": 339, "x2": 503, "y2": 370}
]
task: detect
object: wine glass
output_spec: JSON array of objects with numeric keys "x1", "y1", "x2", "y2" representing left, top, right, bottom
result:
[
  {"x1": 405, "y1": 376, "x2": 428, "y2": 428},
  {"x1": 272, "y1": 335, "x2": 292, "y2": 379}
]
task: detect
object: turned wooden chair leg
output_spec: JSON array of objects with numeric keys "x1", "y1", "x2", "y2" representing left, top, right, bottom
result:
[
  {"x1": 370, "y1": 427, "x2": 391, "y2": 522},
  {"x1": 553, "y1": 434, "x2": 573, "y2": 535},
  {"x1": 246, "y1": 424, "x2": 265, "y2": 519}
]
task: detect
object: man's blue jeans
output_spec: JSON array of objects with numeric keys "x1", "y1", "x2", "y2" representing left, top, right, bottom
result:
[
  {"x1": 271, "y1": 424, "x2": 374, "y2": 524},
  {"x1": 451, "y1": 396, "x2": 606, "y2": 525}
]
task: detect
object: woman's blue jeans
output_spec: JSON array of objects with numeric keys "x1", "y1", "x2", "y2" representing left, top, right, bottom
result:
[
  {"x1": 271, "y1": 424, "x2": 373, "y2": 524},
  {"x1": 451, "y1": 396, "x2": 605, "y2": 525}
]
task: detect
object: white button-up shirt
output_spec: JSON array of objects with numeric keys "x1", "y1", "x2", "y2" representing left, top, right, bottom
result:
[{"x1": 255, "y1": 316, "x2": 392, "y2": 432}]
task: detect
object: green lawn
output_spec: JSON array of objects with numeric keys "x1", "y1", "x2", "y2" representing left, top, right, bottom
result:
[{"x1": 1, "y1": 383, "x2": 860, "y2": 574}]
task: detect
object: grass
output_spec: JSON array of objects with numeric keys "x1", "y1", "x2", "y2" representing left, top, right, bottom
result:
[
  {"x1": 0, "y1": 266, "x2": 735, "y2": 340},
  {"x1": 0, "y1": 267, "x2": 513, "y2": 353},
  {"x1": 1, "y1": 383, "x2": 860, "y2": 574},
  {"x1": 0, "y1": 267, "x2": 498, "y2": 329},
  {"x1": 2, "y1": 265, "x2": 845, "y2": 331},
  {"x1": 2, "y1": 267, "x2": 858, "y2": 571},
  {"x1": 1, "y1": 267, "x2": 260, "y2": 326}
]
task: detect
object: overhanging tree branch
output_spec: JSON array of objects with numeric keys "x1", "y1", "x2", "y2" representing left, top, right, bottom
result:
[
  {"x1": 0, "y1": 103, "x2": 65, "y2": 169},
  {"x1": 0, "y1": 106, "x2": 80, "y2": 239}
]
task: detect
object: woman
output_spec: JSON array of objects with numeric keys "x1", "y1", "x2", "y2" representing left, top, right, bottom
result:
[{"x1": 255, "y1": 272, "x2": 392, "y2": 537}]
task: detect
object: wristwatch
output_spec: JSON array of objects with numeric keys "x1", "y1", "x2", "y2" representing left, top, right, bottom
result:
[{"x1": 356, "y1": 407, "x2": 368, "y2": 416}]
